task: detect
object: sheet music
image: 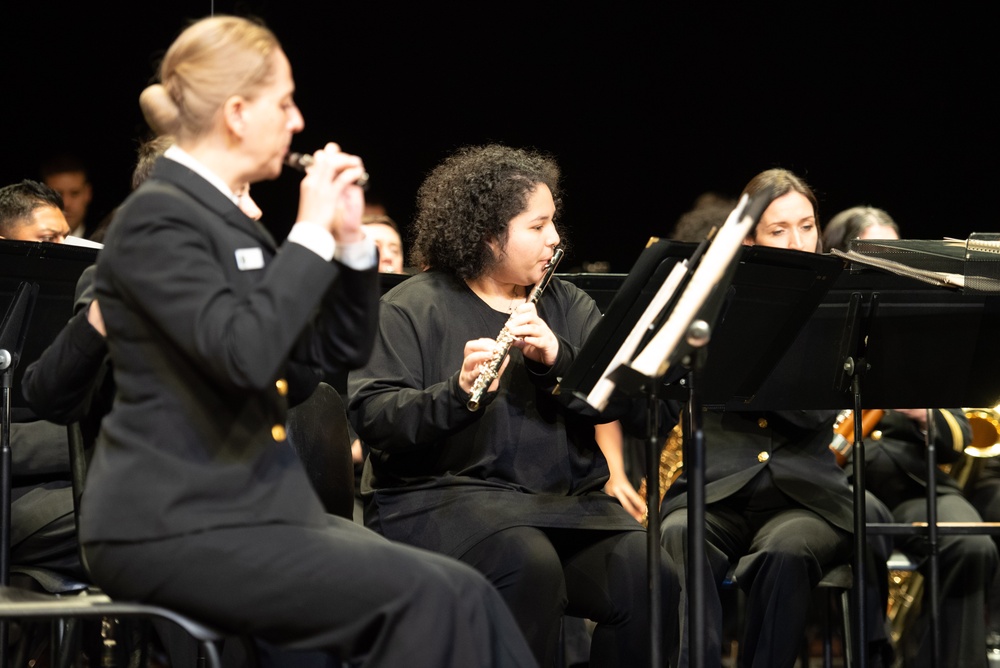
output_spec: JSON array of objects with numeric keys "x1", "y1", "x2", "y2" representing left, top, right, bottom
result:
[
  {"x1": 585, "y1": 259, "x2": 689, "y2": 410},
  {"x1": 628, "y1": 194, "x2": 755, "y2": 379},
  {"x1": 830, "y1": 248, "x2": 966, "y2": 288}
]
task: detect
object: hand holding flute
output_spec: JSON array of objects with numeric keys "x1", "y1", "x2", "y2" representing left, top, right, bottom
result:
[
  {"x1": 466, "y1": 248, "x2": 564, "y2": 410},
  {"x1": 287, "y1": 143, "x2": 367, "y2": 244}
]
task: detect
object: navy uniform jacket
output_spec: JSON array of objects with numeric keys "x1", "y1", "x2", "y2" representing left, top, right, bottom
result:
[
  {"x1": 846, "y1": 408, "x2": 971, "y2": 509},
  {"x1": 660, "y1": 408, "x2": 856, "y2": 533},
  {"x1": 79, "y1": 157, "x2": 379, "y2": 544}
]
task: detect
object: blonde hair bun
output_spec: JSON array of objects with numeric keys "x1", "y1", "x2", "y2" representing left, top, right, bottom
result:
[{"x1": 139, "y1": 83, "x2": 181, "y2": 135}]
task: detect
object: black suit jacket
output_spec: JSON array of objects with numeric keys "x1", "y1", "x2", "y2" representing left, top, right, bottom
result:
[
  {"x1": 847, "y1": 408, "x2": 971, "y2": 509},
  {"x1": 661, "y1": 408, "x2": 856, "y2": 533},
  {"x1": 79, "y1": 157, "x2": 379, "y2": 544}
]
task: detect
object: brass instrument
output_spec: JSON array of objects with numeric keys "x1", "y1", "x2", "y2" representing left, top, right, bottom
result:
[
  {"x1": 637, "y1": 424, "x2": 685, "y2": 527},
  {"x1": 946, "y1": 406, "x2": 1000, "y2": 490},
  {"x1": 467, "y1": 248, "x2": 564, "y2": 411},
  {"x1": 887, "y1": 565, "x2": 923, "y2": 647}
]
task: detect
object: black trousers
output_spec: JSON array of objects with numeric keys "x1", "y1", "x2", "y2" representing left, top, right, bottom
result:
[
  {"x1": 461, "y1": 526, "x2": 678, "y2": 668},
  {"x1": 892, "y1": 493, "x2": 997, "y2": 668},
  {"x1": 83, "y1": 515, "x2": 536, "y2": 668},
  {"x1": 662, "y1": 494, "x2": 851, "y2": 668}
]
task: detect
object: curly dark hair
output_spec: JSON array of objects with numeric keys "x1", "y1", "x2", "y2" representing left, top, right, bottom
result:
[{"x1": 409, "y1": 144, "x2": 564, "y2": 280}]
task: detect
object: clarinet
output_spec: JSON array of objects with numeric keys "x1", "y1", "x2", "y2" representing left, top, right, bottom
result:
[{"x1": 467, "y1": 248, "x2": 564, "y2": 411}]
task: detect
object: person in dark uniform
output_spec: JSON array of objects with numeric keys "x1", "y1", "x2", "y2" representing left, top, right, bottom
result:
[
  {"x1": 348, "y1": 143, "x2": 680, "y2": 667},
  {"x1": 824, "y1": 211, "x2": 998, "y2": 668},
  {"x1": 855, "y1": 409, "x2": 996, "y2": 667},
  {"x1": 66, "y1": 15, "x2": 534, "y2": 668},
  {"x1": 659, "y1": 168, "x2": 895, "y2": 668}
]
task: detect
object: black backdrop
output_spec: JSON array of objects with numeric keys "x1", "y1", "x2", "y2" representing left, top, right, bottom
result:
[{"x1": 1, "y1": 2, "x2": 996, "y2": 273}]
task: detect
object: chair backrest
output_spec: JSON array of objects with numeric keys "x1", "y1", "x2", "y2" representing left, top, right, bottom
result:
[{"x1": 285, "y1": 382, "x2": 355, "y2": 519}]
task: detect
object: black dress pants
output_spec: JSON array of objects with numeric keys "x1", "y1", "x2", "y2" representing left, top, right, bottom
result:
[
  {"x1": 84, "y1": 515, "x2": 536, "y2": 668},
  {"x1": 461, "y1": 526, "x2": 678, "y2": 668}
]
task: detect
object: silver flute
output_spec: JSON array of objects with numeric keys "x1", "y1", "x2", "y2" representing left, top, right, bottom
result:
[
  {"x1": 284, "y1": 152, "x2": 370, "y2": 189},
  {"x1": 467, "y1": 248, "x2": 565, "y2": 411}
]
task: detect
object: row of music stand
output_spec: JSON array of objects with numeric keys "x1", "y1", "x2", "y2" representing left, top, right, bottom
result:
[{"x1": 560, "y1": 233, "x2": 1000, "y2": 668}]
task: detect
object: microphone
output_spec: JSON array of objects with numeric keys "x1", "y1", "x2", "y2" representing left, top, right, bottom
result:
[{"x1": 284, "y1": 152, "x2": 369, "y2": 190}]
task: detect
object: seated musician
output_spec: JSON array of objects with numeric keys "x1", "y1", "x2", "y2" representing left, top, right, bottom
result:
[
  {"x1": 348, "y1": 143, "x2": 680, "y2": 667},
  {"x1": 0, "y1": 180, "x2": 70, "y2": 243},
  {"x1": 1, "y1": 180, "x2": 85, "y2": 589},
  {"x1": 658, "y1": 168, "x2": 895, "y2": 668},
  {"x1": 825, "y1": 207, "x2": 999, "y2": 668}
]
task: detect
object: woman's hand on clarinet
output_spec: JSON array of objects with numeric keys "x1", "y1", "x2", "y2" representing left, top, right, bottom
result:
[
  {"x1": 507, "y1": 303, "x2": 559, "y2": 367},
  {"x1": 296, "y1": 142, "x2": 367, "y2": 244}
]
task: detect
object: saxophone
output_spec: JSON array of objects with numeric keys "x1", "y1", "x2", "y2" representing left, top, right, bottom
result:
[{"x1": 467, "y1": 248, "x2": 564, "y2": 411}]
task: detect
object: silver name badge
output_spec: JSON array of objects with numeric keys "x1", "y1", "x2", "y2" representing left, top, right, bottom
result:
[{"x1": 235, "y1": 247, "x2": 265, "y2": 271}]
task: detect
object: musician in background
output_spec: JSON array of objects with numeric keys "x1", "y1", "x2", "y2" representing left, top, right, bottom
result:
[
  {"x1": 73, "y1": 16, "x2": 533, "y2": 667},
  {"x1": 659, "y1": 168, "x2": 895, "y2": 667},
  {"x1": 348, "y1": 143, "x2": 680, "y2": 667},
  {"x1": 362, "y1": 213, "x2": 405, "y2": 274},
  {"x1": 0, "y1": 179, "x2": 70, "y2": 243},
  {"x1": 822, "y1": 205, "x2": 899, "y2": 251},
  {"x1": 39, "y1": 153, "x2": 95, "y2": 239},
  {"x1": 850, "y1": 409, "x2": 994, "y2": 667},
  {"x1": 825, "y1": 209, "x2": 998, "y2": 668}
]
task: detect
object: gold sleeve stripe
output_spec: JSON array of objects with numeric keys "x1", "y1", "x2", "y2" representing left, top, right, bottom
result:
[{"x1": 939, "y1": 410, "x2": 966, "y2": 453}]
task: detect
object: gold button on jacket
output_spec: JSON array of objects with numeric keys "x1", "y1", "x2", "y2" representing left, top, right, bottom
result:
[
  {"x1": 275, "y1": 378, "x2": 289, "y2": 396},
  {"x1": 757, "y1": 451, "x2": 770, "y2": 463},
  {"x1": 271, "y1": 424, "x2": 287, "y2": 442},
  {"x1": 757, "y1": 418, "x2": 768, "y2": 429}
]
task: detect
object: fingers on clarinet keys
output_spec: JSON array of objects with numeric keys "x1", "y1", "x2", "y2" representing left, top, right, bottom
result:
[{"x1": 284, "y1": 152, "x2": 370, "y2": 190}]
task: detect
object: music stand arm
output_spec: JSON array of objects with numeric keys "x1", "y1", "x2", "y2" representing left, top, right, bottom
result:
[
  {"x1": 1, "y1": 357, "x2": 12, "y2": 668},
  {"x1": 685, "y1": 346, "x2": 707, "y2": 668},
  {"x1": 1, "y1": 360, "x2": 11, "y2": 587},
  {"x1": 924, "y1": 409, "x2": 941, "y2": 666},
  {"x1": 850, "y1": 374, "x2": 869, "y2": 668},
  {"x1": 644, "y1": 381, "x2": 662, "y2": 668}
]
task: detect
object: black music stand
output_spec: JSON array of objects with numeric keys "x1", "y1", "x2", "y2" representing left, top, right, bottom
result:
[
  {"x1": 1, "y1": 281, "x2": 39, "y2": 663},
  {"x1": 563, "y1": 240, "x2": 849, "y2": 668},
  {"x1": 560, "y1": 188, "x2": 795, "y2": 668},
  {"x1": 0, "y1": 240, "x2": 99, "y2": 416},
  {"x1": 666, "y1": 246, "x2": 844, "y2": 668},
  {"x1": 560, "y1": 236, "x2": 702, "y2": 668},
  {"x1": 0, "y1": 239, "x2": 95, "y2": 668},
  {"x1": 701, "y1": 263, "x2": 1000, "y2": 667}
]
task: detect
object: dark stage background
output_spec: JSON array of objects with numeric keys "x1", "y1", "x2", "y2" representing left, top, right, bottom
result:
[{"x1": 1, "y1": 3, "x2": 996, "y2": 273}]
